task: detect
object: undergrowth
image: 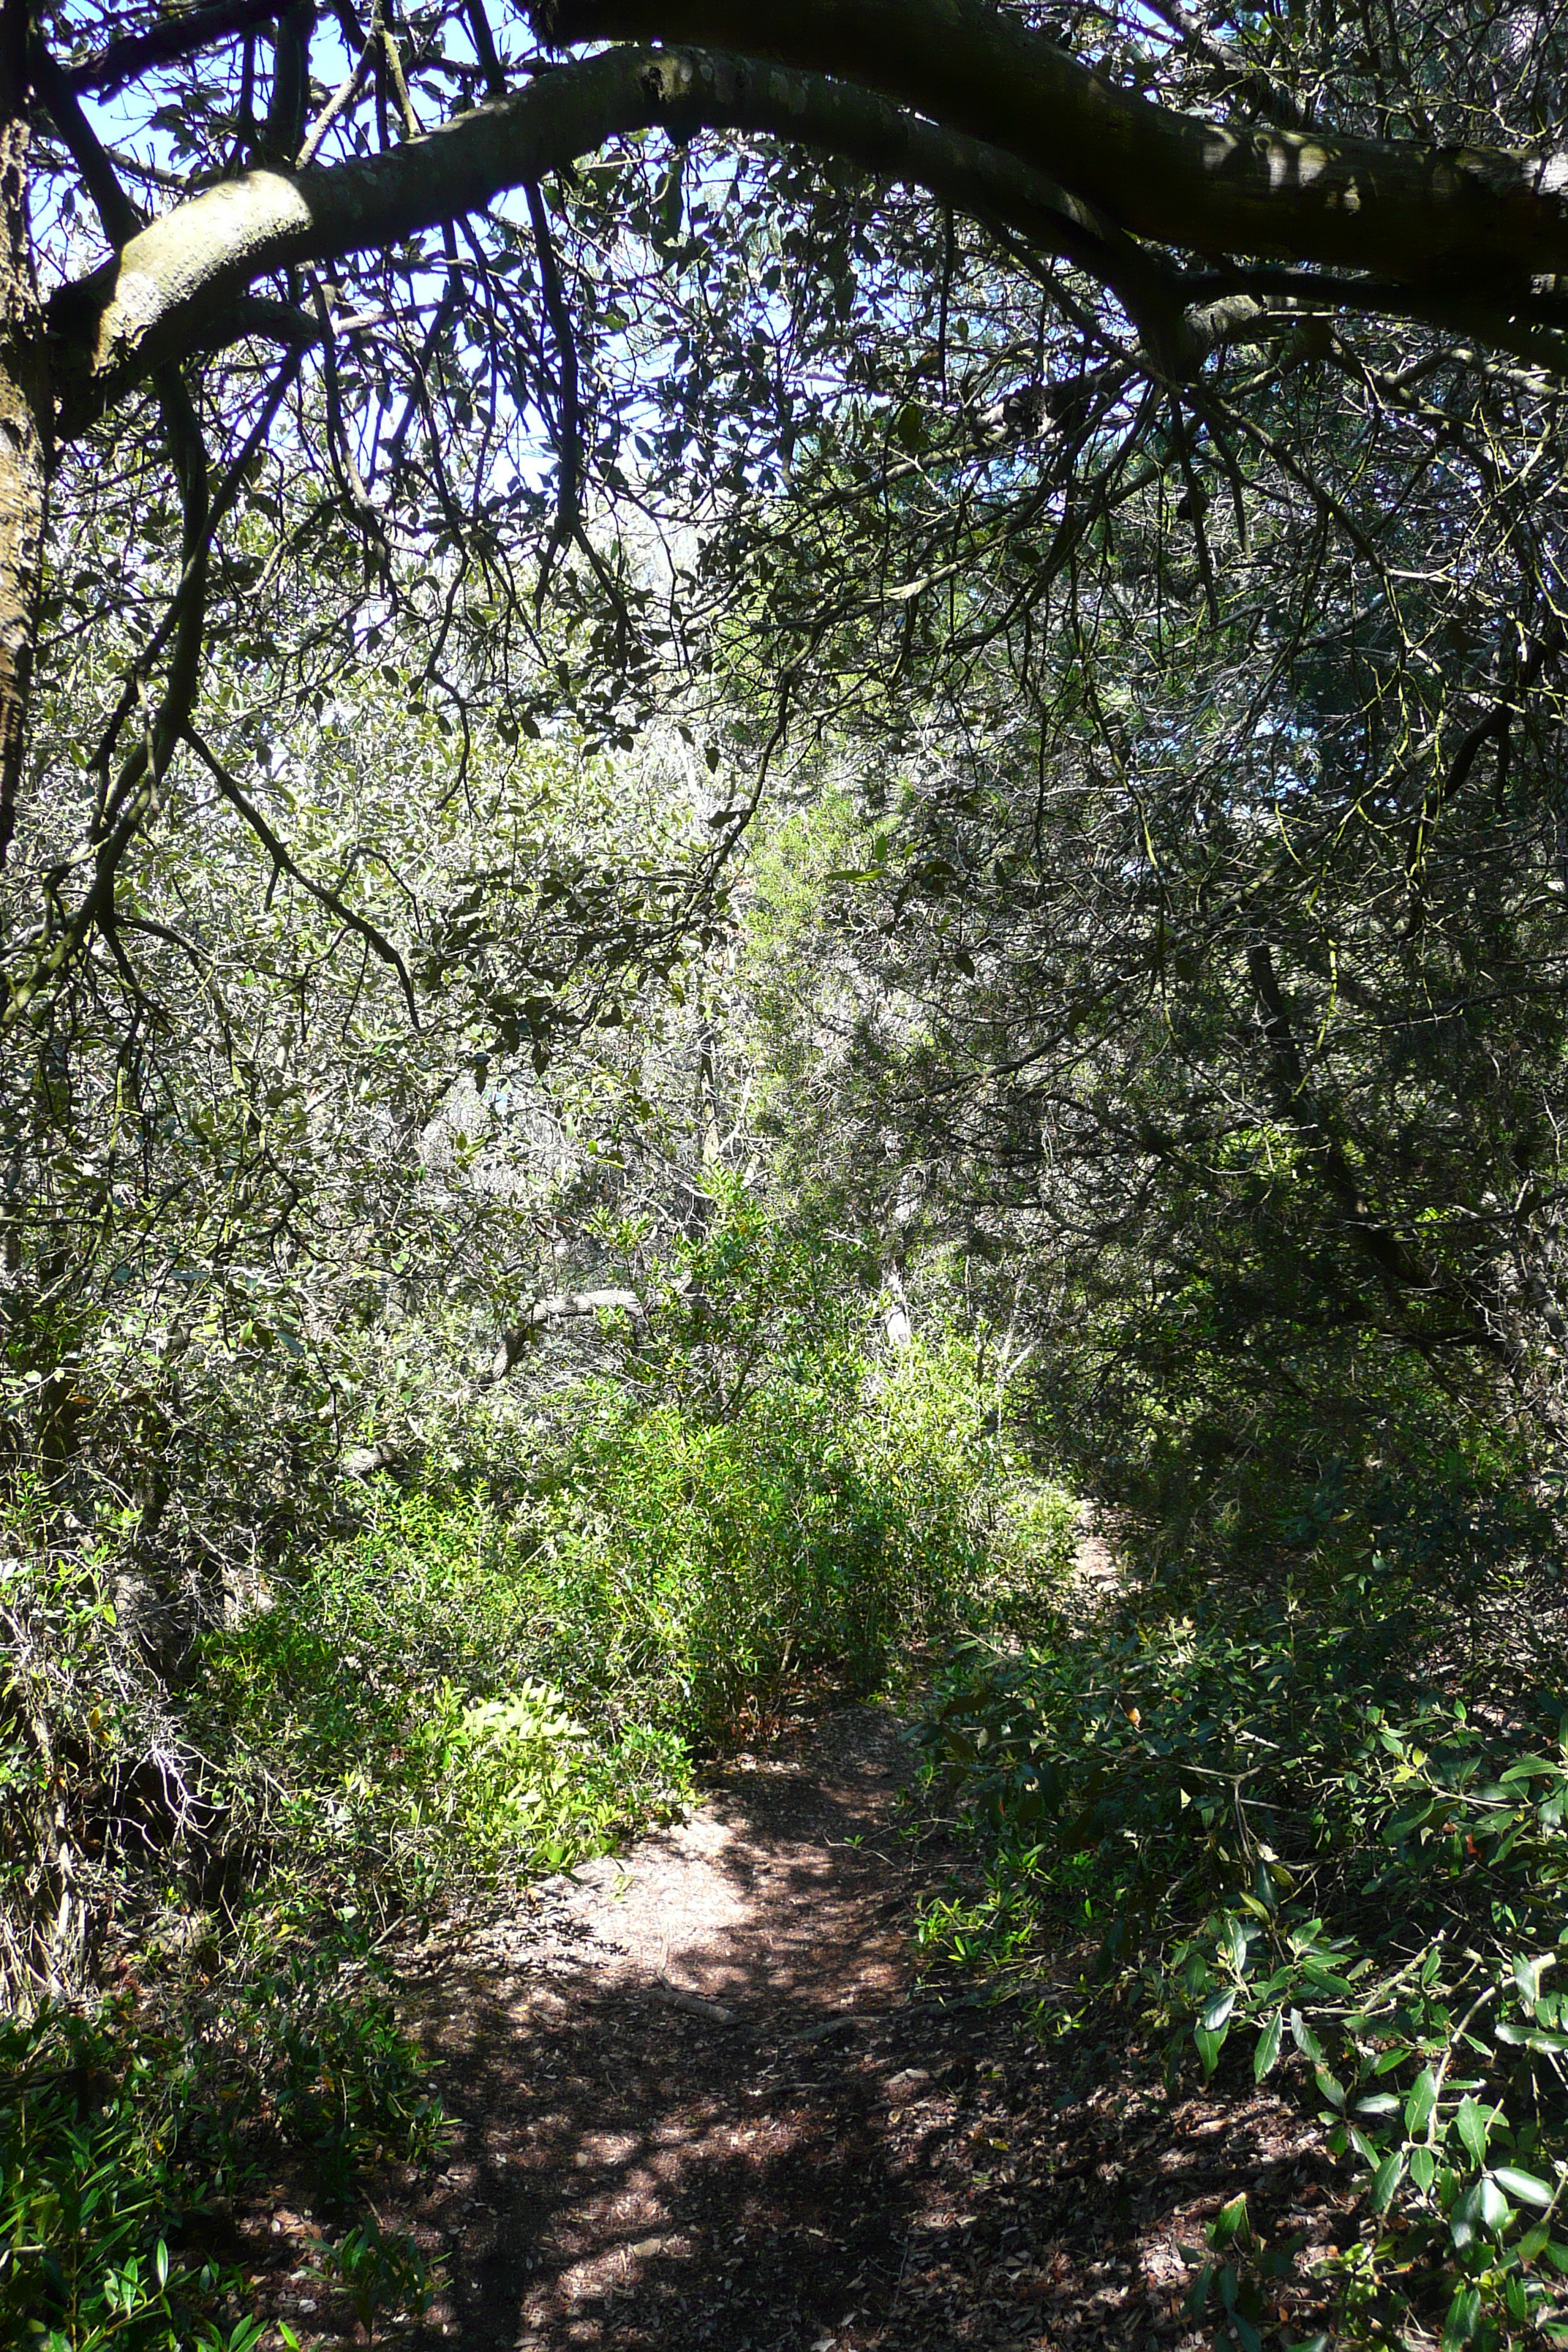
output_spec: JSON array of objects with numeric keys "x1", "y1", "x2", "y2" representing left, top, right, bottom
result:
[
  {"x1": 199, "y1": 1323, "x2": 1026, "y2": 1931},
  {"x1": 3, "y1": 1238, "x2": 1071, "y2": 2348},
  {"x1": 913, "y1": 1471, "x2": 1568, "y2": 2351},
  {"x1": 1, "y1": 1958, "x2": 441, "y2": 2351}
]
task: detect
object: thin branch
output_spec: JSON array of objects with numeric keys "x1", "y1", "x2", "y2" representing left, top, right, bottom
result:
[
  {"x1": 297, "y1": 24, "x2": 379, "y2": 170},
  {"x1": 184, "y1": 729, "x2": 420, "y2": 1022},
  {"x1": 2, "y1": 351, "x2": 304, "y2": 1025},
  {"x1": 483, "y1": 1289, "x2": 647, "y2": 1384},
  {"x1": 527, "y1": 179, "x2": 582, "y2": 608},
  {"x1": 67, "y1": 0, "x2": 282, "y2": 97}
]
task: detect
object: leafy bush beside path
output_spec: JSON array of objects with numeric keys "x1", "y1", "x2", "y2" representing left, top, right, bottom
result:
[{"x1": 914, "y1": 1492, "x2": 1568, "y2": 2351}]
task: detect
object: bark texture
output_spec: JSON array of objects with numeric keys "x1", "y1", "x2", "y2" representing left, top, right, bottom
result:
[{"x1": 0, "y1": 0, "x2": 45, "y2": 866}]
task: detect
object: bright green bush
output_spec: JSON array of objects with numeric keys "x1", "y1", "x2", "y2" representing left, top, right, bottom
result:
[
  {"x1": 195, "y1": 1499, "x2": 688, "y2": 1924},
  {"x1": 525, "y1": 1330, "x2": 1007, "y2": 1737},
  {"x1": 200, "y1": 1325, "x2": 1013, "y2": 1931},
  {"x1": 181, "y1": 1308, "x2": 1020, "y2": 1947},
  {"x1": 3, "y1": 1189, "x2": 1046, "y2": 2350}
]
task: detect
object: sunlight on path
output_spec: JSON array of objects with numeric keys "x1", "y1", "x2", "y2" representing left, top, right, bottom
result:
[{"x1": 383, "y1": 1700, "x2": 1336, "y2": 2352}]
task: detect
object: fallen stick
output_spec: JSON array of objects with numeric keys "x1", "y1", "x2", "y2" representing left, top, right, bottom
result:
[
  {"x1": 652, "y1": 1975, "x2": 736, "y2": 2026},
  {"x1": 788, "y1": 2012, "x2": 867, "y2": 2046}
]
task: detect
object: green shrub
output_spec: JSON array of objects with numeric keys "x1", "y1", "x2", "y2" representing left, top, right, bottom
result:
[
  {"x1": 527, "y1": 1328, "x2": 1015, "y2": 1733},
  {"x1": 0, "y1": 1970, "x2": 440, "y2": 2351},
  {"x1": 914, "y1": 1542, "x2": 1568, "y2": 2348},
  {"x1": 2, "y1": 1218, "x2": 1038, "y2": 2350},
  {"x1": 0, "y1": 1496, "x2": 172, "y2": 2007},
  {"x1": 979, "y1": 1481, "x2": 1080, "y2": 1629},
  {"x1": 196, "y1": 1511, "x2": 685, "y2": 1926},
  {"x1": 190, "y1": 1323, "x2": 1011, "y2": 1933}
]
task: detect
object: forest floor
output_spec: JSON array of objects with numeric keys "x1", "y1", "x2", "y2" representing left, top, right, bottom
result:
[{"x1": 235, "y1": 1549, "x2": 1356, "y2": 2351}]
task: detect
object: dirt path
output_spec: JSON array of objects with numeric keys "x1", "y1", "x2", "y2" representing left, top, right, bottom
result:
[{"x1": 349, "y1": 1697, "x2": 1345, "y2": 2352}]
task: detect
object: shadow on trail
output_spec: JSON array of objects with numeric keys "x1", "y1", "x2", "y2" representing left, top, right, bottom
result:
[
  {"x1": 390, "y1": 1713, "x2": 1342, "y2": 2351},
  {"x1": 407, "y1": 1741, "x2": 930, "y2": 2349}
]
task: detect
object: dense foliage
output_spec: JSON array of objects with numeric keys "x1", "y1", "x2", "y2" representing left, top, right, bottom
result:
[
  {"x1": 913, "y1": 1483, "x2": 1568, "y2": 2351},
  {"x1": 7, "y1": 4, "x2": 1568, "y2": 2350},
  {"x1": 4, "y1": 1283, "x2": 1051, "y2": 2347}
]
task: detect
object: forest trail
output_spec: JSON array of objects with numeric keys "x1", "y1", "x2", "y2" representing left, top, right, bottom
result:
[{"x1": 355, "y1": 1692, "x2": 1345, "y2": 2352}]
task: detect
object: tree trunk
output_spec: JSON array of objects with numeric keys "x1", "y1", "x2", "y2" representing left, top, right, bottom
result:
[{"x1": 0, "y1": 1, "x2": 46, "y2": 867}]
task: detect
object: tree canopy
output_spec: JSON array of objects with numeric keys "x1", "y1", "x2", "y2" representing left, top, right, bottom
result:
[{"x1": 7, "y1": 0, "x2": 1568, "y2": 1025}]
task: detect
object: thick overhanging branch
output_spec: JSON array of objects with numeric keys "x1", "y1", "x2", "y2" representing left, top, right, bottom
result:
[
  {"x1": 484, "y1": 1289, "x2": 647, "y2": 1384},
  {"x1": 42, "y1": 12, "x2": 1568, "y2": 435},
  {"x1": 541, "y1": 0, "x2": 1568, "y2": 287},
  {"x1": 45, "y1": 45, "x2": 1196, "y2": 437}
]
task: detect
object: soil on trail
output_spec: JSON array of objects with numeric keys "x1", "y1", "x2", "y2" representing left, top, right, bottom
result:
[{"x1": 333, "y1": 1697, "x2": 1348, "y2": 2352}]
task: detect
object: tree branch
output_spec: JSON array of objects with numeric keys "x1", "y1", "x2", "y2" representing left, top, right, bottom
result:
[
  {"x1": 540, "y1": 0, "x2": 1568, "y2": 284},
  {"x1": 483, "y1": 1289, "x2": 647, "y2": 1384},
  {"x1": 184, "y1": 728, "x2": 420, "y2": 1021},
  {"x1": 526, "y1": 178, "x2": 583, "y2": 607},
  {"x1": 42, "y1": 9, "x2": 1568, "y2": 437},
  {"x1": 67, "y1": 0, "x2": 283, "y2": 99},
  {"x1": 42, "y1": 46, "x2": 1193, "y2": 437},
  {"x1": 1, "y1": 352, "x2": 304, "y2": 1022},
  {"x1": 261, "y1": 2, "x2": 316, "y2": 169},
  {"x1": 0, "y1": 0, "x2": 47, "y2": 870}
]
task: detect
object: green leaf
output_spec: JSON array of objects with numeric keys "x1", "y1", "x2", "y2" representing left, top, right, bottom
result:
[
  {"x1": 1195, "y1": 2020, "x2": 1226, "y2": 2078},
  {"x1": 1515, "y1": 1953, "x2": 1553, "y2": 2006},
  {"x1": 1496, "y1": 2021, "x2": 1568, "y2": 2050},
  {"x1": 1209, "y1": 2194, "x2": 1251, "y2": 2250},
  {"x1": 1454, "y1": 2096, "x2": 1490, "y2": 2167},
  {"x1": 1410, "y1": 2146, "x2": 1437, "y2": 2192},
  {"x1": 1441, "y1": 2283, "x2": 1481, "y2": 2351},
  {"x1": 1477, "y1": 2175, "x2": 1511, "y2": 2234},
  {"x1": 1185, "y1": 2261, "x2": 1215, "y2": 2318},
  {"x1": 154, "y1": 2238, "x2": 168, "y2": 2291},
  {"x1": 1202, "y1": 1987, "x2": 1237, "y2": 2033},
  {"x1": 1313, "y1": 2065, "x2": 1346, "y2": 2110},
  {"x1": 1254, "y1": 2010, "x2": 1283, "y2": 2081},
  {"x1": 1371, "y1": 2149, "x2": 1407, "y2": 2212},
  {"x1": 1289, "y1": 2008, "x2": 1324, "y2": 2062},
  {"x1": 1494, "y1": 2166, "x2": 1555, "y2": 2208},
  {"x1": 1405, "y1": 2068, "x2": 1439, "y2": 2138}
]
